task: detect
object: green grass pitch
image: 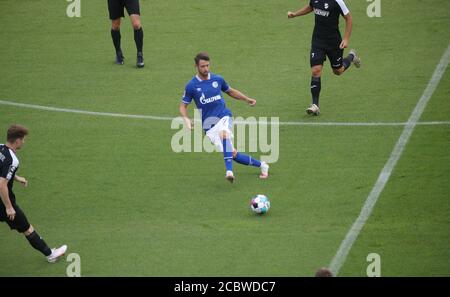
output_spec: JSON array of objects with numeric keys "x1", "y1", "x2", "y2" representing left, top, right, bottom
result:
[{"x1": 0, "y1": 0, "x2": 449, "y2": 276}]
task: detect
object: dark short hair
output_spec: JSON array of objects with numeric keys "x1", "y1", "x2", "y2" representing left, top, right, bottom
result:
[
  {"x1": 7, "y1": 124, "x2": 29, "y2": 142},
  {"x1": 195, "y1": 52, "x2": 210, "y2": 65},
  {"x1": 315, "y1": 267, "x2": 333, "y2": 277}
]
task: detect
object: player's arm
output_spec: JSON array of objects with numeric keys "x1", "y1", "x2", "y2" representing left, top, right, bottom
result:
[
  {"x1": 179, "y1": 102, "x2": 193, "y2": 130},
  {"x1": 14, "y1": 174, "x2": 28, "y2": 187},
  {"x1": 0, "y1": 177, "x2": 15, "y2": 220},
  {"x1": 287, "y1": 4, "x2": 313, "y2": 18},
  {"x1": 340, "y1": 12, "x2": 352, "y2": 49},
  {"x1": 225, "y1": 87, "x2": 256, "y2": 106}
]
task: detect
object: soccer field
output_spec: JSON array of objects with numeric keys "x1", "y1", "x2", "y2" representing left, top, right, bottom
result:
[{"x1": 0, "y1": 0, "x2": 449, "y2": 277}]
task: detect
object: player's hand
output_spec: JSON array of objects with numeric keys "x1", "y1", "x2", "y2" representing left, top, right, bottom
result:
[
  {"x1": 184, "y1": 118, "x2": 193, "y2": 130},
  {"x1": 287, "y1": 11, "x2": 296, "y2": 18},
  {"x1": 340, "y1": 39, "x2": 349, "y2": 49},
  {"x1": 6, "y1": 207, "x2": 16, "y2": 221},
  {"x1": 247, "y1": 98, "x2": 256, "y2": 106},
  {"x1": 16, "y1": 176, "x2": 28, "y2": 187}
]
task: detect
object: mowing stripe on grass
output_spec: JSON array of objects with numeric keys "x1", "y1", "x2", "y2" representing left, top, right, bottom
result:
[
  {"x1": 329, "y1": 44, "x2": 450, "y2": 276},
  {"x1": 1, "y1": 100, "x2": 449, "y2": 127}
]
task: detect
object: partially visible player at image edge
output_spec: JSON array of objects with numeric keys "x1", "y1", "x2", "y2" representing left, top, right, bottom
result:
[
  {"x1": 0, "y1": 125, "x2": 67, "y2": 263},
  {"x1": 288, "y1": 0, "x2": 361, "y2": 115},
  {"x1": 108, "y1": 0, "x2": 145, "y2": 68}
]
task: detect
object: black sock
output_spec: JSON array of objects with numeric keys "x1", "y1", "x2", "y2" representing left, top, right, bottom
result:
[
  {"x1": 134, "y1": 28, "x2": 144, "y2": 53},
  {"x1": 311, "y1": 76, "x2": 321, "y2": 106},
  {"x1": 111, "y1": 29, "x2": 122, "y2": 54},
  {"x1": 342, "y1": 53, "x2": 354, "y2": 70},
  {"x1": 26, "y1": 231, "x2": 52, "y2": 256}
]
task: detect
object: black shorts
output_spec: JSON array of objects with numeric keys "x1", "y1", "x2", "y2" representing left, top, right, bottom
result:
[
  {"x1": 0, "y1": 201, "x2": 31, "y2": 233},
  {"x1": 108, "y1": 0, "x2": 140, "y2": 20},
  {"x1": 310, "y1": 46, "x2": 344, "y2": 69}
]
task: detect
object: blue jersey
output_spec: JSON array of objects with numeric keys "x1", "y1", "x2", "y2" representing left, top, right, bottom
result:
[{"x1": 182, "y1": 73, "x2": 232, "y2": 131}]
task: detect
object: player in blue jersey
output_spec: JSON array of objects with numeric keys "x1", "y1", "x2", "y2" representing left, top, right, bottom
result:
[{"x1": 179, "y1": 52, "x2": 269, "y2": 183}]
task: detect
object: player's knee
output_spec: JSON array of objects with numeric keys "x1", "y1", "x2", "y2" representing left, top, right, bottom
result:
[
  {"x1": 132, "y1": 22, "x2": 141, "y2": 30},
  {"x1": 219, "y1": 130, "x2": 229, "y2": 139},
  {"x1": 23, "y1": 225, "x2": 34, "y2": 236},
  {"x1": 111, "y1": 19, "x2": 121, "y2": 31},
  {"x1": 312, "y1": 68, "x2": 322, "y2": 77},
  {"x1": 333, "y1": 67, "x2": 344, "y2": 76},
  {"x1": 232, "y1": 149, "x2": 237, "y2": 158},
  {"x1": 131, "y1": 17, "x2": 141, "y2": 30}
]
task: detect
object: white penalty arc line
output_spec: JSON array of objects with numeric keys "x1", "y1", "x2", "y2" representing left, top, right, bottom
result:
[
  {"x1": 329, "y1": 44, "x2": 450, "y2": 276},
  {"x1": 0, "y1": 100, "x2": 449, "y2": 127}
]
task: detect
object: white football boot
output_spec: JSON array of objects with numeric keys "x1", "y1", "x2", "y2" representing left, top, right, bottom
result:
[
  {"x1": 259, "y1": 162, "x2": 269, "y2": 179},
  {"x1": 225, "y1": 170, "x2": 235, "y2": 183},
  {"x1": 349, "y1": 49, "x2": 361, "y2": 68},
  {"x1": 47, "y1": 245, "x2": 67, "y2": 263},
  {"x1": 306, "y1": 104, "x2": 320, "y2": 116}
]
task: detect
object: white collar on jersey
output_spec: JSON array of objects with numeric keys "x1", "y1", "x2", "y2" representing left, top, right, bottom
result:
[
  {"x1": 1, "y1": 144, "x2": 19, "y2": 166},
  {"x1": 195, "y1": 73, "x2": 211, "y2": 82}
]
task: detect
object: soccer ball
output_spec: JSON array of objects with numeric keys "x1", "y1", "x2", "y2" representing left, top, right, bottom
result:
[{"x1": 250, "y1": 194, "x2": 271, "y2": 214}]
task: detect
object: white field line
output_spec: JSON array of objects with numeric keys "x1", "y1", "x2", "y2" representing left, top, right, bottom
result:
[
  {"x1": 0, "y1": 100, "x2": 449, "y2": 127},
  {"x1": 329, "y1": 44, "x2": 450, "y2": 276}
]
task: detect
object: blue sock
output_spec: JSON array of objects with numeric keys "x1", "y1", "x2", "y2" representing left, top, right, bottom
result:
[
  {"x1": 233, "y1": 152, "x2": 261, "y2": 167},
  {"x1": 223, "y1": 139, "x2": 233, "y2": 172}
]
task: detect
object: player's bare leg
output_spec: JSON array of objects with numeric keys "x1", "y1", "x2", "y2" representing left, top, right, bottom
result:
[
  {"x1": 130, "y1": 14, "x2": 144, "y2": 68},
  {"x1": 111, "y1": 18, "x2": 124, "y2": 65},
  {"x1": 307, "y1": 65, "x2": 322, "y2": 116},
  {"x1": 333, "y1": 67, "x2": 345, "y2": 76}
]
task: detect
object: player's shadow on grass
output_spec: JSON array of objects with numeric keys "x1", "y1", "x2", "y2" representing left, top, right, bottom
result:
[{"x1": 302, "y1": 114, "x2": 322, "y2": 120}]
